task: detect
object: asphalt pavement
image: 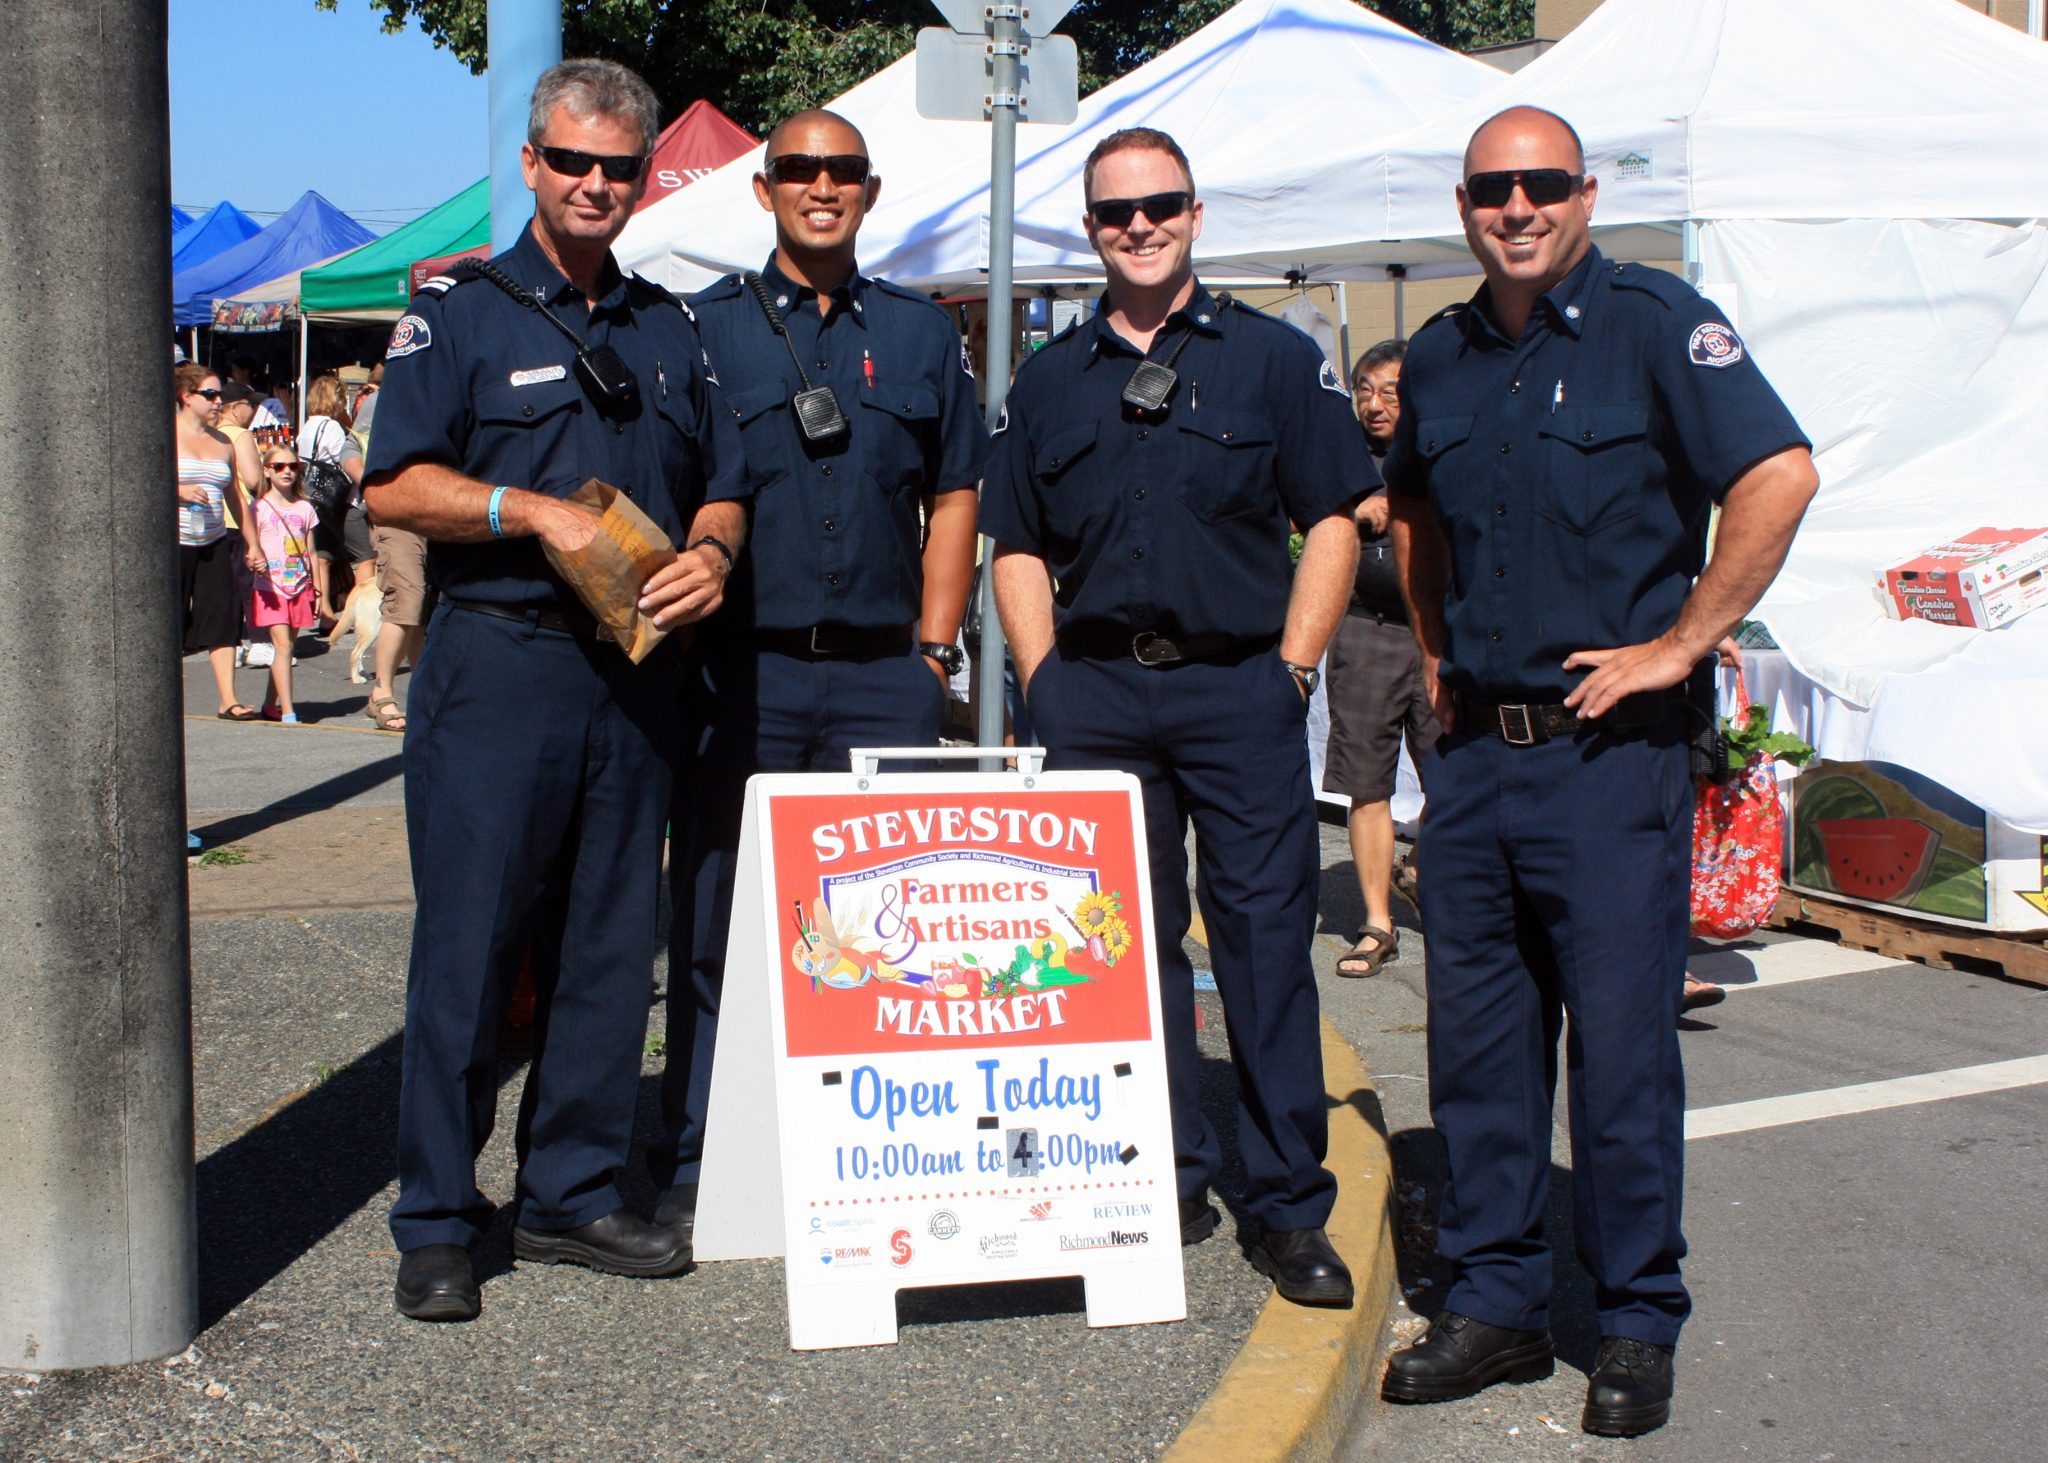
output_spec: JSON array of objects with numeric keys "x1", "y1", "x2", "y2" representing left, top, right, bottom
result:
[
  {"x1": 2, "y1": 641, "x2": 1272, "y2": 1462},
  {"x1": 1308, "y1": 823, "x2": 2048, "y2": 1462}
]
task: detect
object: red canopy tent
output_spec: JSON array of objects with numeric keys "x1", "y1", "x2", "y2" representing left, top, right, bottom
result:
[
  {"x1": 409, "y1": 100, "x2": 757, "y2": 286},
  {"x1": 639, "y1": 99, "x2": 758, "y2": 212}
]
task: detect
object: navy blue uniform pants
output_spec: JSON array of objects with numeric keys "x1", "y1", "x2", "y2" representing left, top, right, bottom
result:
[
  {"x1": 653, "y1": 642, "x2": 944, "y2": 1189},
  {"x1": 1418, "y1": 718, "x2": 1693, "y2": 1345},
  {"x1": 390, "y1": 606, "x2": 679, "y2": 1250},
  {"x1": 1027, "y1": 644, "x2": 1336, "y2": 1233}
]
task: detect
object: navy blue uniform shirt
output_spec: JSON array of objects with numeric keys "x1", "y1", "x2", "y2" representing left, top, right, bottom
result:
[
  {"x1": 366, "y1": 222, "x2": 747, "y2": 610},
  {"x1": 1383, "y1": 247, "x2": 1808, "y2": 701},
  {"x1": 979, "y1": 284, "x2": 1369, "y2": 641},
  {"x1": 687, "y1": 256, "x2": 986, "y2": 630}
]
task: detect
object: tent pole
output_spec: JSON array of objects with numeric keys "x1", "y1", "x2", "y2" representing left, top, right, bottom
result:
[
  {"x1": 2031, "y1": 0, "x2": 2044, "y2": 42},
  {"x1": 1388, "y1": 264, "x2": 1407, "y2": 340},
  {"x1": 1334, "y1": 282, "x2": 1352, "y2": 378},
  {"x1": 297, "y1": 314, "x2": 309, "y2": 432},
  {"x1": 974, "y1": 3, "x2": 1021, "y2": 768},
  {"x1": 188, "y1": 326, "x2": 198, "y2": 362},
  {"x1": 1683, "y1": 219, "x2": 1701, "y2": 284}
]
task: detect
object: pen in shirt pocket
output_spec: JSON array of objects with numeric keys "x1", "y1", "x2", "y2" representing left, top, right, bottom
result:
[
  {"x1": 863, "y1": 350, "x2": 875, "y2": 389},
  {"x1": 1551, "y1": 379, "x2": 1564, "y2": 413}
]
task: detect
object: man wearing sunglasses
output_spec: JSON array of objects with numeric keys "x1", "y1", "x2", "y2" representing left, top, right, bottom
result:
[
  {"x1": 649, "y1": 108, "x2": 986, "y2": 1245},
  {"x1": 1377, "y1": 107, "x2": 1817, "y2": 1435},
  {"x1": 363, "y1": 58, "x2": 748, "y2": 1324},
  {"x1": 980, "y1": 128, "x2": 1367, "y2": 1309}
]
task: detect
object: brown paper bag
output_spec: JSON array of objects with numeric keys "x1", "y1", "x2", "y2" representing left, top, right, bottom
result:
[{"x1": 540, "y1": 478, "x2": 682, "y2": 663}]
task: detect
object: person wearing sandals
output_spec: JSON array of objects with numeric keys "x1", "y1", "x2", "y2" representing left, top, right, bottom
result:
[
  {"x1": 174, "y1": 363, "x2": 259, "y2": 721},
  {"x1": 1323, "y1": 339, "x2": 1439, "y2": 978},
  {"x1": 246, "y1": 448, "x2": 321, "y2": 722}
]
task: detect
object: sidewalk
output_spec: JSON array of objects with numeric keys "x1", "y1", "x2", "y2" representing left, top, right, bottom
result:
[{"x1": 0, "y1": 646, "x2": 1398, "y2": 1462}]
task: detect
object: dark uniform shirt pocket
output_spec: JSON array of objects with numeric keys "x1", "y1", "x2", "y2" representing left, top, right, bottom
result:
[
  {"x1": 1033, "y1": 421, "x2": 1101, "y2": 543},
  {"x1": 1535, "y1": 403, "x2": 1651, "y2": 534},
  {"x1": 1176, "y1": 408, "x2": 1276, "y2": 524},
  {"x1": 476, "y1": 376, "x2": 582, "y2": 493},
  {"x1": 858, "y1": 383, "x2": 940, "y2": 493},
  {"x1": 722, "y1": 380, "x2": 789, "y2": 491}
]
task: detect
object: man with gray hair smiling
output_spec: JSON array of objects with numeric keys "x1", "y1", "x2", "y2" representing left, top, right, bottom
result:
[{"x1": 364, "y1": 57, "x2": 748, "y2": 1322}]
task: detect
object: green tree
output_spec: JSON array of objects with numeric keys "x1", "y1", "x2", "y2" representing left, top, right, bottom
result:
[{"x1": 319, "y1": 1, "x2": 1530, "y2": 131}]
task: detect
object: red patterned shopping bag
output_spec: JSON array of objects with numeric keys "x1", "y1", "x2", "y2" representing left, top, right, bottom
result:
[{"x1": 1691, "y1": 672, "x2": 1813, "y2": 939}]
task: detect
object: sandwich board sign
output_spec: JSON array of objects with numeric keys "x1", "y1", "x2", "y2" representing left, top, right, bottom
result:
[{"x1": 692, "y1": 749, "x2": 1186, "y2": 1350}]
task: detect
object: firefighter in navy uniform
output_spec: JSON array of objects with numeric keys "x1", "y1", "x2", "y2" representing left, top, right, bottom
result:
[
  {"x1": 979, "y1": 128, "x2": 1366, "y2": 1308},
  {"x1": 1377, "y1": 107, "x2": 1816, "y2": 1434},
  {"x1": 364, "y1": 59, "x2": 748, "y2": 1323},
  {"x1": 650, "y1": 108, "x2": 985, "y2": 1237}
]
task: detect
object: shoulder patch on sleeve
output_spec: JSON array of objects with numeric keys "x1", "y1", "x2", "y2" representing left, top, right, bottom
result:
[
  {"x1": 1687, "y1": 321, "x2": 1744, "y2": 369},
  {"x1": 386, "y1": 314, "x2": 432, "y2": 359},
  {"x1": 1318, "y1": 359, "x2": 1351, "y2": 397}
]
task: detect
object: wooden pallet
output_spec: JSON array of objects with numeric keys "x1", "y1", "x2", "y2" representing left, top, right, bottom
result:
[{"x1": 1767, "y1": 889, "x2": 2048, "y2": 989}]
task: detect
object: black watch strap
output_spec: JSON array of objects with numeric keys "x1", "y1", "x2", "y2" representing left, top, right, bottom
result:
[
  {"x1": 688, "y1": 534, "x2": 735, "y2": 570},
  {"x1": 920, "y1": 640, "x2": 965, "y2": 674}
]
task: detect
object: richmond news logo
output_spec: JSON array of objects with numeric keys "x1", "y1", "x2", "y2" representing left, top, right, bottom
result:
[{"x1": 1058, "y1": 1228, "x2": 1151, "y2": 1252}]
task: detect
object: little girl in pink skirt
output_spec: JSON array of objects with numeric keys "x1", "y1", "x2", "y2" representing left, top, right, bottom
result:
[{"x1": 247, "y1": 448, "x2": 322, "y2": 723}]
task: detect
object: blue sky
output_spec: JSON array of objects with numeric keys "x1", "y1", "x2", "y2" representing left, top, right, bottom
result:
[{"x1": 170, "y1": 0, "x2": 488, "y2": 232}]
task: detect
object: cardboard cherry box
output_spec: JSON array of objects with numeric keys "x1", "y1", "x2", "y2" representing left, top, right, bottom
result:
[{"x1": 1876, "y1": 526, "x2": 2048, "y2": 629}]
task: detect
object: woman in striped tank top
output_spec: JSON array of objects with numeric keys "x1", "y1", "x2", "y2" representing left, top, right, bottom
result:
[{"x1": 176, "y1": 363, "x2": 259, "y2": 720}]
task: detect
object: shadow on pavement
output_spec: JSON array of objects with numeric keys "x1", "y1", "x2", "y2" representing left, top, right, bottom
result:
[
  {"x1": 1386, "y1": 1129, "x2": 1603, "y2": 1373},
  {"x1": 193, "y1": 753, "x2": 404, "y2": 843}
]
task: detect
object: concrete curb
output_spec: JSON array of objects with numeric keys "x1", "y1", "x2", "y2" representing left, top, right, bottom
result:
[{"x1": 1162, "y1": 1016, "x2": 1396, "y2": 1463}]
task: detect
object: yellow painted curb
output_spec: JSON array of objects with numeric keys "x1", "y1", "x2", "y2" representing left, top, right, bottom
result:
[{"x1": 1163, "y1": 1017, "x2": 1396, "y2": 1463}]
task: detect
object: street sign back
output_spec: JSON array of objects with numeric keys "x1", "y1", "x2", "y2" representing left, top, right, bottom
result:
[
  {"x1": 930, "y1": 1, "x2": 1076, "y2": 38},
  {"x1": 915, "y1": 28, "x2": 1079, "y2": 124}
]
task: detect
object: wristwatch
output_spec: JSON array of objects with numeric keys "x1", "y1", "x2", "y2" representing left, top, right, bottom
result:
[
  {"x1": 1281, "y1": 660, "x2": 1321, "y2": 697},
  {"x1": 921, "y1": 640, "x2": 967, "y2": 675}
]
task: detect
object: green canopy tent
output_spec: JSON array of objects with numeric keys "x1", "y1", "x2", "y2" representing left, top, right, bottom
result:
[{"x1": 300, "y1": 176, "x2": 490, "y2": 322}]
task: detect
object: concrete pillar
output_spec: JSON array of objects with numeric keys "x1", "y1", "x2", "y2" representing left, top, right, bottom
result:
[
  {"x1": 487, "y1": 0, "x2": 564, "y2": 251},
  {"x1": 0, "y1": 0, "x2": 199, "y2": 1369}
]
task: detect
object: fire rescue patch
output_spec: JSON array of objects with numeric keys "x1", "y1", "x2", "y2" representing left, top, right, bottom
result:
[
  {"x1": 387, "y1": 314, "x2": 431, "y2": 359},
  {"x1": 1688, "y1": 321, "x2": 1743, "y2": 369},
  {"x1": 1319, "y1": 359, "x2": 1350, "y2": 397}
]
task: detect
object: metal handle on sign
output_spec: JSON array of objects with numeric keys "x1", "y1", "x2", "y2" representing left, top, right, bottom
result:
[{"x1": 849, "y1": 745, "x2": 1046, "y2": 777}]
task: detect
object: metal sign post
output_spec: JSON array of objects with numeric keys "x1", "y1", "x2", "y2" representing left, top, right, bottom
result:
[{"x1": 919, "y1": 2, "x2": 1078, "y2": 766}]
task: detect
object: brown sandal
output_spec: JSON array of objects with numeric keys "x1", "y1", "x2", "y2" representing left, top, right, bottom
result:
[
  {"x1": 1337, "y1": 925, "x2": 1398, "y2": 979},
  {"x1": 365, "y1": 692, "x2": 407, "y2": 732}
]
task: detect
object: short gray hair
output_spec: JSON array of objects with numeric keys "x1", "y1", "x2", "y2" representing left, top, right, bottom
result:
[{"x1": 528, "y1": 58, "x2": 659, "y2": 154}]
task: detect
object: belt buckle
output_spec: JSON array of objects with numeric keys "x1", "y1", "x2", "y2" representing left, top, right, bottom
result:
[
  {"x1": 1131, "y1": 632, "x2": 1181, "y2": 666},
  {"x1": 809, "y1": 626, "x2": 827, "y2": 654},
  {"x1": 1498, "y1": 703, "x2": 1542, "y2": 747}
]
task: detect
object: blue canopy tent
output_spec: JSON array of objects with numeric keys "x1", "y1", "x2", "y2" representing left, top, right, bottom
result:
[
  {"x1": 169, "y1": 200, "x2": 261, "y2": 275},
  {"x1": 171, "y1": 191, "x2": 375, "y2": 328},
  {"x1": 170, "y1": 204, "x2": 193, "y2": 232}
]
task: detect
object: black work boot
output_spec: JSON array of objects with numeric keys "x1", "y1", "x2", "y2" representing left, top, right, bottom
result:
[
  {"x1": 1381, "y1": 1310, "x2": 1555, "y2": 1403},
  {"x1": 1582, "y1": 1336, "x2": 1675, "y2": 1437}
]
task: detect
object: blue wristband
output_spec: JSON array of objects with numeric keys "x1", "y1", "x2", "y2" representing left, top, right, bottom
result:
[{"x1": 487, "y1": 485, "x2": 507, "y2": 538}]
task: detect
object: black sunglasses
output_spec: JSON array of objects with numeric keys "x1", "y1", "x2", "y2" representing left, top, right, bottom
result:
[
  {"x1": 1463, "y1": 169, "x2": 1583, "y2": 209},
  {"x1": 1087, "y1": 191, "x2": 1192, "y2": 230},
  {"x1": 537, "y1": 145, "x2": 649, "y2": 183},
  {"x1": 267, "y1": 462, "x2": 300, "y2": 472},
  {"x1": 193, "y1": 387, "x2": 222, "y2": 400},
  {"x1": 763, "y1": 153, "x2": 872, "y2": 187}
]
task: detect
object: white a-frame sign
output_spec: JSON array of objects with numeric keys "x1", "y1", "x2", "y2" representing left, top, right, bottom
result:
[{"x1": 692, "y1": 749, "x2": 1186, "y2": 1350}]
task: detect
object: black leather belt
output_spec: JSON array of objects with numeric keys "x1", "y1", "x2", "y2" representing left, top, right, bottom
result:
[
  {"x1": 1458, "y1": 691, "x2": 1673, "y2": 746},
  {"x1": 1058, "y1": 626, "x2": 1270, "y2": 666},
  {"x1": 448, "y1": 597, "x2": 602, "y2": 639},
  {"x1": 753, "y1": 625, "x2": 912, "y2": 657}
]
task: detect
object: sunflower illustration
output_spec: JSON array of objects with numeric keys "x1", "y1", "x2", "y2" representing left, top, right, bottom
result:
[
  {"x1": 1097, "y1": 914, "x2": 1133, "y2": 965},
  {"x1": 1072, "y1": 890, "x2": 1122, "y2": 935}
]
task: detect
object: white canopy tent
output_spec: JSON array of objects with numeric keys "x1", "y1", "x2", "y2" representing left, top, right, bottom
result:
[
  {"x1": 614, "y1": 0, "x2": 1506, "y2": 292},
  {"x1": 1196, "y1": 0, "x2": 2048, "y2": 279}
]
